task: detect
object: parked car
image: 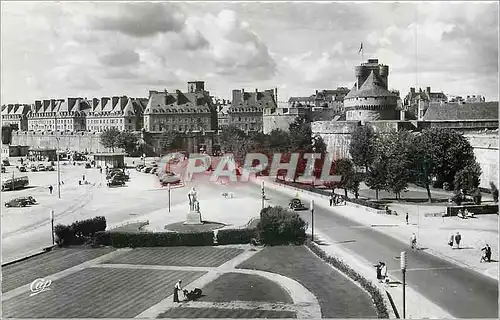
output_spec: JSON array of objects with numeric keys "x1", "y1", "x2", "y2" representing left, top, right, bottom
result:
[
  {"x1": 37, "y1": 164, "x2": 46, "y2": 171},
  {"x1": 45, "y1": 165, "x2": 55, "y2": 171},
  {"x1": 151, "y1": 168, "x2": 158, "y2": 174},
  {"x1": 17, "y1": 196, "x2": 37, "y2": 205},
  {"x1": 1, "y1": 176, "x2": 29, "y2": 191},
  {"x1": 19, "y1": 166, "x2": 27, "y2": 172},
  {"x1": 1, "y1": 166, "x2": 5, "y2": 173},
  {"x1": 289, "y1": 198, "x2": 307, "y2": 211},
  {"x1": 136, "y1": 164, "x2": 145, "y2": 171},
  {"x1": 30, "y1": 164, "x2": 38, "y2": 172},
  {"x1": 85, "y1": 163, "x2": 91, "y2": 169},
  {"x1": 2, "y1": 159, "x2": 10, "y2": 166},
  {"x1": 107, "y1": 176, "x2": 126, "y2": 187},
  {"x1": 160, "y1": 172, "x2": 181, "y2": 185},
  {"x1": 4, "y1": 197, "x2": 30, "y2": 207}
]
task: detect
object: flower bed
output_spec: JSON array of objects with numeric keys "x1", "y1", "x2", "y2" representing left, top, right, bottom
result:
[
  {"x1": 305, "y1": 240, "x2": 389, "y2": 319},
  {"x1": 93, "y1": 231, "x2": 214, "y2": 247}
]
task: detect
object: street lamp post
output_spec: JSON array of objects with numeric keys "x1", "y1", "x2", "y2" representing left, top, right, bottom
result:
[
  {"x1": 311, "y1": 200, "x2": 315, "y2": 242},
  {"x1": 261, "y1": 181, "x2": 265, "y2": 209},
  {"x1": 50, "y1": 209, "x2": 55, "y2": 245},
  {"x1": 56, "y1": 137, "x2": 61, "y2": 199},
  {"x1": 168, "y1": 183, "x2": 171, "y2": 213},
  {"x1": 401, "y1": 251, "x2": 407, "y2": 319}
]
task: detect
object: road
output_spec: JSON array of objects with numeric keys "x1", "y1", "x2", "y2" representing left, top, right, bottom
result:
[{"x1": 235, "y1": 180, "x2": 499, "y2": 318}]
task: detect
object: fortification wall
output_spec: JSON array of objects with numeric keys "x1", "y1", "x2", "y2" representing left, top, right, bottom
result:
[
  {"x1": 11, "y1": 131, "x2": 107, "y2": 153},
  {"x1": 263, "y1": 114, "x2": 297, "y2": 134},
  {"x1": 312, "y1": 120, "x2": 499, "y2": 189}
]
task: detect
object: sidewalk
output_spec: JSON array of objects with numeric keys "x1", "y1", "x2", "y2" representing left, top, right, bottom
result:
[
  {"x1": 256, "y1": 178, "x2": 499, "y2": 281},
  {"x1": 310, "y1": 229, "x2": 452, "y2": 319}
]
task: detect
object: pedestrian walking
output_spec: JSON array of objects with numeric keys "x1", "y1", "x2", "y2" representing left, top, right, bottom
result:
[
  {"x1": 405, "y1": 212, "x2": 409, "y2": 225},
  {"x1": 329, "y1": 193, "x2": 334, "y2": 206},
  {"x1": 380, "y1": 262, "x2": 388, "y2": 284},
  {"x1": 448, "y1": 234, "x2": 454, "y2": 247},
  {"x1": 410, "y1": 232, "x2": 417, "y2": 250},
  {"x1": 374, "y1": 261, "x2": 383, "y2": 280},
  {"x1": 454, "y1": 232, "x2": 462, "y2": 249},
  {"x1": 173, "y1": 280, "x2": 182, "y2": 303},
  {"x1": 481, "y1": 244, "x2": 492, "y2": 263},
  {"x1": 48, "y1": 185, "x2": 53, "y2": 194},
  {"x1": 99, "y1": 167, "x2": 103, "y2": 174},
  {"x1": 82, "y1": 174, "x2": 85, "y2": 181}
]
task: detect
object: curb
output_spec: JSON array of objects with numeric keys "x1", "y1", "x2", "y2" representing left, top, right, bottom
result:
[{"x1": 2, "y1": 245, "x2": 57, "y2": 267}]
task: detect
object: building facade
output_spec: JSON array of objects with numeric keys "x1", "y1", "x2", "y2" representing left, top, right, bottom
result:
[
  {"x1": 343, "y1": 59, "x2": 399, "y2": 121},
  {"x1": 27, "y1": 98, "x2": 89, "y2": 132},
  {"x1": 228, "y1": 88, "x2": 277, "y2": 133},
  {"x1": 289, "y1": 87, "x2": 350, "y2": 114},
  {"x1": 143, "y1": 81, "x2": 217, "y2": 133},
  {"x1": 86, "y1": 96, "x2": 147, "y2": 132},
  {"x1": 1, "y1": 104, "x2": 31, "y2": 131}
]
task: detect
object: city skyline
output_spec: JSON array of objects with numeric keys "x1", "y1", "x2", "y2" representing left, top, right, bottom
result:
[{"x1": 1, "y1": 1, "x2": 498, "y2": 104}]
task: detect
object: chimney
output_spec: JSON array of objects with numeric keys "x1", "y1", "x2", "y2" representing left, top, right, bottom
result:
[
  {"x1": 101, "y1": 97, "x2": 109, "y2": 108},
  {"x1": 112, "y1": 96, "x2": 119, "y2": 108},
  {"x1": 255, "y1": 89, "x2": 259, "y2": 102},
  {"x1": 410, "y1": 87, "x2": 415, "y2": 94},
  {"x1": 274, "y1": 87, "x2": 278, "y2": 103},
  {"x1": 35, "y1": 100, "x2": 42, "y2": 111},
  {"x1": 92, "y1": 98, "x2": 99, "y2": 109},
  {"x1": 315, "y1": 90, "x2": 318, "y2": 95},
  {"x1": 426, "y1": 87, "x2": 431, "y2": 94}
]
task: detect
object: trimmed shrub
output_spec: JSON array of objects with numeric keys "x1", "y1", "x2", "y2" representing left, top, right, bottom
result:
[
  {"x1": 54, "y1": 224, "x2": 74, "y2": 247},
  {"x1": 258, "y1": 206, "x2": 307, "y2": 245},
  {"x1": 451, "y1": 193, "x2": 464, "y2": 205},
  {"x1": 54, "y1": 216, "x2": 107, "y2": 247},
  {"x1": 93, "y1": 231, "x2": 214, "y2": 248},
  {"x1": 473, "y1": 189, "x2": 482, "y2": 205},
  {"x1": 217, "y1": 228, "x2": 257, "y2": 245},
  {"x1": 348, "y1": 198, "x2": 381, "y2": 210},
  {"x1": 305, "y1": 240, "x2": 389, "y2": 318}
]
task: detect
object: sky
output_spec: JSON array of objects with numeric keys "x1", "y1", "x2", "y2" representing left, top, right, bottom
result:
[{"x1": 1, "y1": 1, "x2": 498, "y2": 104}]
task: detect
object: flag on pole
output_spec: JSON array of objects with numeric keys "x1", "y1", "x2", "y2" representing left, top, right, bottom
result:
[{"x1": 358, "y1": 42, "x2": 363, "y2": 54}]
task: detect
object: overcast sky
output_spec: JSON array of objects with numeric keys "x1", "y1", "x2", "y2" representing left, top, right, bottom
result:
[{"x1": 1, "y1": 1, "x2": 498, "y2": 104}]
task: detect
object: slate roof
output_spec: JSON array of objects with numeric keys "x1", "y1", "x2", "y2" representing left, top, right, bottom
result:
[
  {"x1": 1, "y1": 104, "x2": 31, "y2": 116},
  {"x1": 345, "y1": 71, "x2": 398, "y2": 99},
  {"x1": 145, "y1": 91, "x2": 213, "y2": 114},
  {"x1": 423, "y1": 102, "x2": 499, "y2": 121}
]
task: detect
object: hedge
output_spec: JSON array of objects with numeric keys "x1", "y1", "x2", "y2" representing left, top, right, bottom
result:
[
  {"x1": 216, "y1": 228, "x2": 257, "y2": 245},
  {"x1": 93, "y1": 231, "x2": 214, "y2": 248},
  {"x1": 305, "y1": 240, "x2": 389, "y2": 319},
  {"x1": 55, "y1": 216, "x2": 107, "y2": 246},
  {"x1": 348, "y1": 198, "x2": 381, "y2": 210}
]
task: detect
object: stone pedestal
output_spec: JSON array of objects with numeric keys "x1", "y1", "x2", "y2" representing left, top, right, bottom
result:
[{"x1": 184, "y1": 210, "x2": 202, "y2": 225}]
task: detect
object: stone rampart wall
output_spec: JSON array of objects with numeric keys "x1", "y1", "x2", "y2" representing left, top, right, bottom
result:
[
  {"x1": 263, "y1": 114, "x2": 297, "y2": 134},
  {"x1": 312, "y1": 120, "x2": 499, "y2": 188},
  {"x1": 11, "y1": 131, "x2": 107, "y2": 153}
]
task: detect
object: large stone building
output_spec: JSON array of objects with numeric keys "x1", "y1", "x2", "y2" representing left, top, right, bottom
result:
[
  {"x1": 289, "y1": 87, "x2": 350, "y2": 114},
  {"x1": 28, "y1": 98, "x2": 89, "y2": 132},
  {"x1": 86, "y1": 96, "x2": 147, "y2": 132},
  {"x1": 403, "y1": 87, "x2": 448, "y2": 119},
  {"x1": 143, "y1": 81, "x2": 217, "y2": 133},
  {"x1": 229, "y1": 88, "x2": 277, "y2": 133},
  {"x1": 311, "y1": 58, "x2": 499, "y2": 189},
  {"x1": 343, "y1": 59, "x2": 399, "y2": 121},
  {"x1": 1, "y1": 104, "x2": 31, "y2": 131}
]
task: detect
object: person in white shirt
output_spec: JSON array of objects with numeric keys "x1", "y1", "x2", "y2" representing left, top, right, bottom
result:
[
  {"x1": 410, "y1": 233, "x2": 417, "y2": 250},
  {"x1": 380, "y1": 262, "x2": 388, "y2": 283},
  {"x1": 173, "y1": 280, "x2": 182, "y2": 303}
]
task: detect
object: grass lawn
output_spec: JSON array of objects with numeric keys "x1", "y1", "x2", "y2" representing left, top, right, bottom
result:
[
  {"x1": 157, "y1": 307, "x2": 296, "y2": 318},
  {"x1": 198, "y1": 272, "x2": 292, "y2": 303},
  {"x1": 2, "y1": 247, "x2": 114, "y2": 293},
  {"x1": 108, "y1": 222, "x2": 149, "y2": 233},
  {"x1": 237, "y1": 246, "x2": 378, "y2": 318},
  {"x1": 164, "y1": 221, "x2": 225, "y2": 233},
  {"x1": 100, "y1": 247, "x2": 244, "y2": 267},
  {"x1": 2, "y1": 268, "x2": 205, "y2": 318}
]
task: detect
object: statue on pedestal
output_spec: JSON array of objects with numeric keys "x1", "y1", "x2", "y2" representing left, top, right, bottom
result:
[{"x1": 188, "y1": 187, "x2": 200, "y2": 212}]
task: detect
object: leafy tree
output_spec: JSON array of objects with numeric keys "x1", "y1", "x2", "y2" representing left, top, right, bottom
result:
[
  {"x1": 490, "y1": 182, "x2": 499, "y2": 203},
  {"x1": 380, "y1": 130, "x2": 413, "y2": 199},
  {"x1": 332, "y1": 158, "x2": 355, "y2": 197},
  {"x1": 2, "y1": 126, "x2": 13, "y2": 145},
  {"x1": 413, "y1": 128, "x2": 476, "y2": 202},
  {"x1": 219, "y1": 125, "x2": 247, "y2": 153},
  {"x1": 349, "y1": 125, "x2": 377, "y2": 171},
  {"x1": 100, "y1": 128, "x2": 121, "y2": 152},
  {"x1": 454, "y1": 162, "x2": 482, "y2": 194},
  {"x1": 116, "y1": 132, "x2": 138, "y2": 155},
  {"x1": 289, "y1": 112, "x2": 313, "y2": 151},
  {"x1": 346, "y1": 172, "x2": 364, "y2": 199},
  {"x1": 365, "y1": 156, "x2": 387, "y2": 200},
  {"x1": 159, "y1": 130, "x2": 183, "y2": 152},
  {"x1": 268, "y1": 129, "x2": 292, "y2": 152},
  {"x1": 257, "y1": 206, "x2": 307, "y2": 245}
]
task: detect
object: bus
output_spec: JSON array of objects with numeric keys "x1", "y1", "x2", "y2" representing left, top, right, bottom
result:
[{"x1": 1, "y1": 176, "x2": 29, "y2": 191}]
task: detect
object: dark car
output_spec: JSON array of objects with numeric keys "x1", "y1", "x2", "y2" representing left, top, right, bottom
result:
[
  {"x1": 289, "y1": 198, "x2": 307, "y2": 211},
  {"x1": 30, "y1": 165, "x2": 38, "y2": 172},
  {"x1": 160, "y1": 172, "x2": 181, "y2": 185},
  {"x1": 106, "y1": 169, "x2": 123, "y2": 180},
  {"x1": 136, "y1": 164, "x2": 145, "y2": 171},
  {"x1": 19, "y1": 166, "x2": 27, "y2": 172},
  {"x1": 18, "y1": 196, "x2": 37, "y2": 205},
  {"x1": 5, "y1": 198, "x2": 29, "y2": 207},
  {"x1": 85, "y1": 163, "x2": 91, "y2": 169},
  {"x1": 107, "y1": 176, "x2": 125, "y2": 187},
  {"x1": 151, "y1": 168, "x2": 158, "y2": 175},
  {"x1": 143, "y1": 167, "x2": 153, "y2": 174},
  {"x1": 1, "y1": 166, "x2": 5, "y2": 173}
]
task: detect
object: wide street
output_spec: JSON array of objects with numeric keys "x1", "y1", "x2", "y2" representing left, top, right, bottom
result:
[
  {"x1": 238, "y1": 179, "x2": 499, "y2": 318},
  {"x1": 2, "y1": 159, "x2": 498, "y2": 318}
]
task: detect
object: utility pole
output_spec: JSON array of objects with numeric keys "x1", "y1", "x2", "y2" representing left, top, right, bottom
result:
[
  {"x1": 168, "y1": 183, "x2": 171, "y2": 213},
  {"x1": 401, "y1": 251, "x2": 407, "y2": 319},
  {"x1": 50, "y1": 209, "x2": 55, "y2": 245},
  {"x1": 311, "y1": 200, "x2": 315, "y2": 242}
]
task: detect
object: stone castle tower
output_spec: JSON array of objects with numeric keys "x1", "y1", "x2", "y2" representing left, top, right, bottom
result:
[{"x1": 343, "y1": 59, "x2": 398, "y2": 121}]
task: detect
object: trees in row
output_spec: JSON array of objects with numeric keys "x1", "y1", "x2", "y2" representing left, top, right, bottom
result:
[
  {"x1": 100, "y1": 128, "x2": 139, "y2": 155},
  {"x1": 349, "y1": 126, "x2": 482, "y2": 202}
]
